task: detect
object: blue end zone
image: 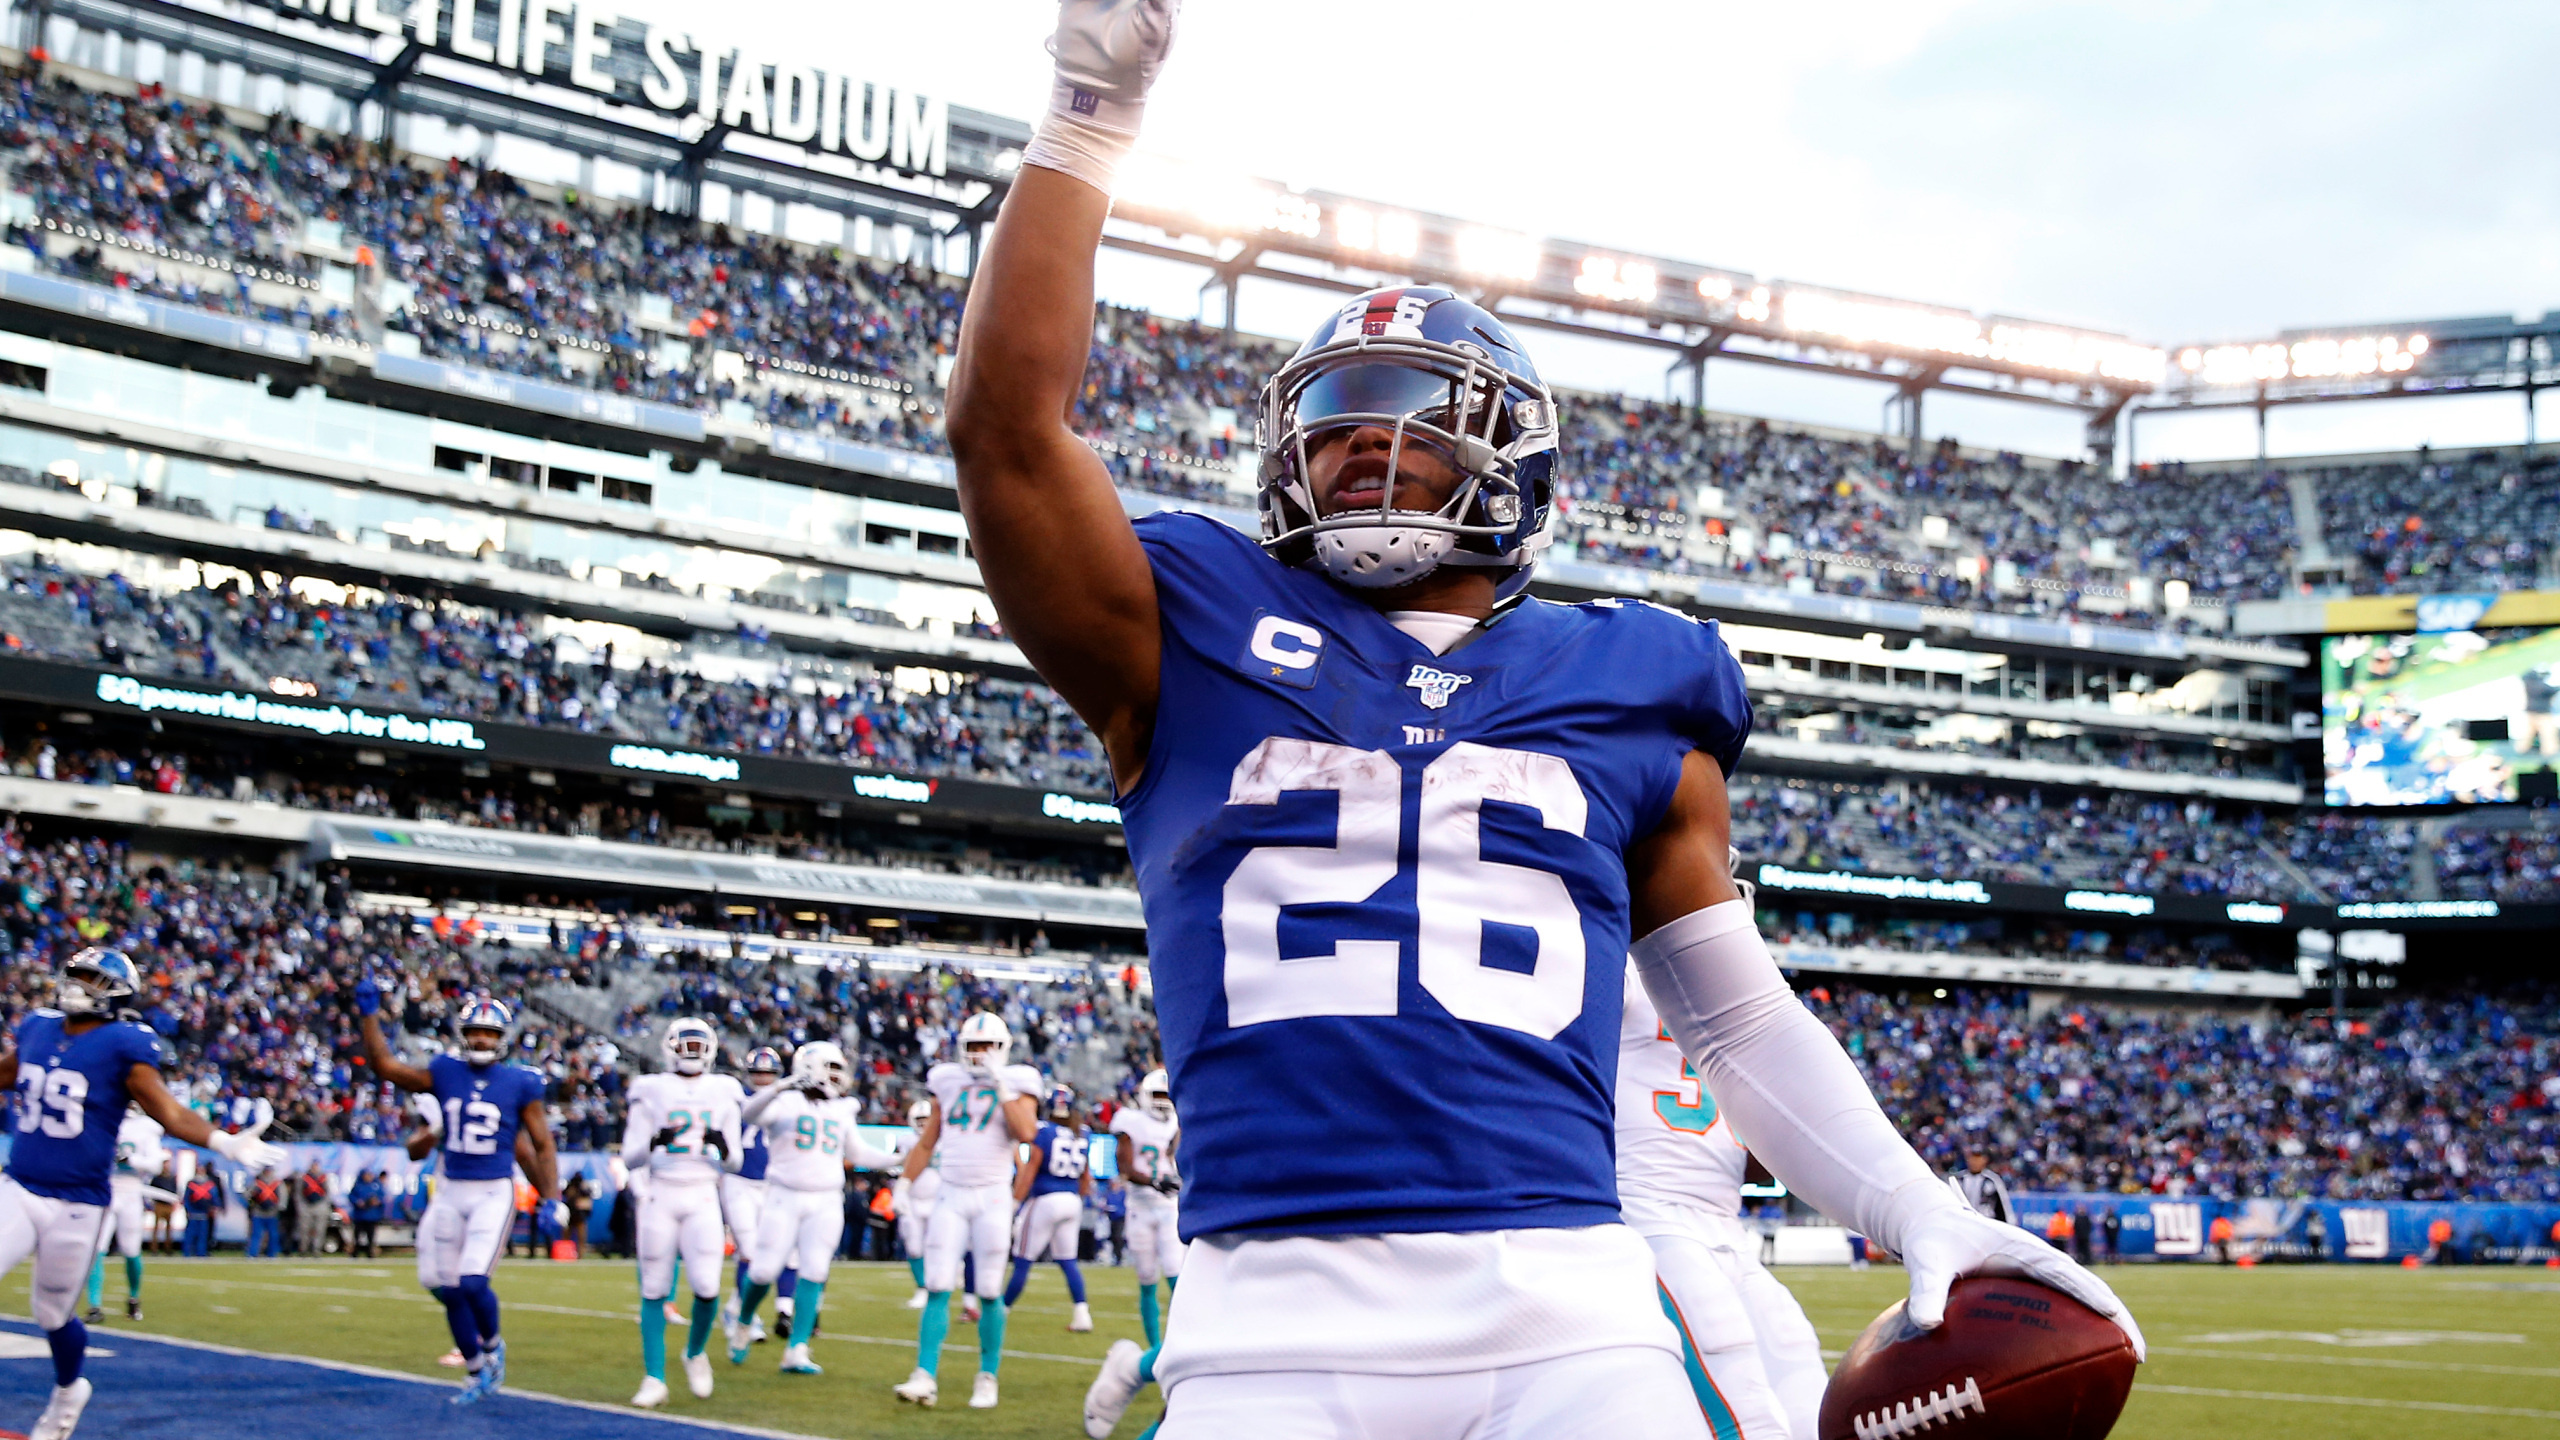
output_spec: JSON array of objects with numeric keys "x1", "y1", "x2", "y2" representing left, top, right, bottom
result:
[{"x1": 0, "y1": 1321, "x2": 815, "y2": 1440}]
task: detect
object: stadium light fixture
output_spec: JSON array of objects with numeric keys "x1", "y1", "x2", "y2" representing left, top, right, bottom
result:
[
  {"x1": 2176, "y1": 331, "x2": 2429, "y2": 387},
  {"x1": 1783, "y1": 288, "x2": 2166, "y2": 384},
  {"x1": 1575, "y1": 255, "x2": 1657, "y2": 305},
  {"x1": 1456, "y1": 226, "x2": 1542, "y2": 283}
]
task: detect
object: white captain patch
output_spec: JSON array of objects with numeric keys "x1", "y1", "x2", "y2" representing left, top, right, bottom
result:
[{"x1": 1406, "y1": 664, "x2": 1473, "y2": 710}]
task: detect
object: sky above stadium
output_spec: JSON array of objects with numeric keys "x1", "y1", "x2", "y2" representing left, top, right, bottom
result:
[{"x1": 623, "y1": 0, "x2": 2558, "y2": 462}]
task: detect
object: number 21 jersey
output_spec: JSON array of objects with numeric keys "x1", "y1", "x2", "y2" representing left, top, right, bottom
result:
[{"x1": 1119, "y1": 514, "x2": 1750, "y2": 1239}]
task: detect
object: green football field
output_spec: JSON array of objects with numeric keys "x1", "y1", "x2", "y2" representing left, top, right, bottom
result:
[{"x1": 22, "y1": 1255, "x2": 2559, "y2": 1439}]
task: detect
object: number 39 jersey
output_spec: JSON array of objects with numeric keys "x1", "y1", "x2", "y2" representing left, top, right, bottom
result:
[
  {"x1": 427, "y1": 1053, "x2": 547, "y2": 1182},
  {"x1": 1615, "y1": 959, "x2": 1747, "y2": 1216},
  {"x1": 8, "y1": 1010, "x2": 164, "y2": 1204},
  {"x1": 1120, "y1": 514, "x2": 1751, "y2": 1240}
]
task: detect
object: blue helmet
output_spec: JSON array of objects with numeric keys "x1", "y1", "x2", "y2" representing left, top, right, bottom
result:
[
  {"x1": 1047, "y1": 1083, "x2": 1077, "y2": 1122},
  {"x1": 744, "y1": 1045, "x2": 784, "y2": 1080},
  {"x1": 453, "y1": 997, "x2": 514, "y2": 1066},
  {"x1": 1257, "y1": 286, "x2": 1560, "y2": 593},
  {"x1": 59, "y1": 947, "x2": 138, "y2": 1017}
]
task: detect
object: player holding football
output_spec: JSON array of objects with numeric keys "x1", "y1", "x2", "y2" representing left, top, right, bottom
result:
[
  {"x1": 893, "y1": 1011, "x2": 1041, "y2": 1410},
  {"x1": 1109, "y1": 1068, "x2": 1181, "y2": 1346},
  {"x1": 1619, "y1": 953, "x2": 1827, "y2": 1439},
  {"x1": 621, "y1": 1017, "x2": 744, "y2": 1408},
  {"x1": 355, "y1": 978, "x2": 565, "y2": 1405},
  {"x1": 1005, "y1": 1084, "x2": 1096, "y2": 1332},
  {"x1": 0, "y1": 948, "x2": 286, "y2": 1439},
  {"x1": 954, "y1": 4, "x2": 2140, "y2": 1432}
]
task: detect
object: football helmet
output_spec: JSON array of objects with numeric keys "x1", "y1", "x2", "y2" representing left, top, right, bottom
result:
[
  {"x1": 906, "y1": 1097, "x2": 935, "y2": 1130},
  {"x1": 1257, "y1": 285, "x2": 1559, "y2": 593},
  {"x1": 744, "y1": 1046, "x2": 784, "y2": 1083},
  {"x1": 1138, "y1": 1068, "x2": 1174, "y2": 1123},
  {"x1": 792, "y1": 1040, "x2": 851, "y2": 1100},
  {"x1": 1047, "y1": 1084, "x2": 1077, "y2": 1122},
  {"x1": 662, "y1": 1017, "x2": 717, "y2": 1077},
  {"x1": 454, "y1": 997, "x2": 514, "y2": 1066},
  {"x1": 956, "y1": 1012, "x2": 1011, "y2": 1069},
  {"x1": 58, "y1": 947, "x2": 139, "y2": 1017}
]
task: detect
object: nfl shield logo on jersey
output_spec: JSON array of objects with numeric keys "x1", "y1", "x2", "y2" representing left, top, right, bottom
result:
[{"x1": 1406, "y1": 664, "x2": 1473, "y2": 710}]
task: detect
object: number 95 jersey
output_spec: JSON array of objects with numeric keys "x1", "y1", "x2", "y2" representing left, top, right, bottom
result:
[{"x1": 1120, "y1": 514, "x2": 1750, "y2": 1239}]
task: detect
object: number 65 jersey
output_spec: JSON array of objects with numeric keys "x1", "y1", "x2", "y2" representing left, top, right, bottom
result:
[{"x1": 1119, "y1": 514, "x2": 1750, "y2": 1240}]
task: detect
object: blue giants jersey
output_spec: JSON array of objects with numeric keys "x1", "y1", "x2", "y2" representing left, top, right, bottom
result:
[
  {"x1": 8, "y1": 1011, "x2": 165, "y2": 1205},
  {"x1": 1120, "y1": 514, "x2": 1751, "y2": 1240},
  {"x1": 1028, "y1": 1122, "x2": 1089, "y2": 1198},
  {"x1": 427, "y1": 1054, "x2": 547, "y2": 1182},
  {"x1": 736, "y1": 1089, "x2": 771, "y2": 1181}
]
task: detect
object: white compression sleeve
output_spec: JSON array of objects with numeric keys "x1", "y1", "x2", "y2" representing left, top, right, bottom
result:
[{"x1": 1631, "y1": 900, "x2": 1963, "y2": 1251}]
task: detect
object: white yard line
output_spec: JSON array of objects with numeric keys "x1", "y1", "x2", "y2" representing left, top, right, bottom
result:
[
  {"x1": 2144, "y1": 1344, "x2": 2560, "y2": 1379},
  {"x1": 2135, "y1": 1382, "x2": 2560, "y2": 1420}
]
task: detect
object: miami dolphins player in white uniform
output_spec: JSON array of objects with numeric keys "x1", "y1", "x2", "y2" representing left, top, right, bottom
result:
[
  {"x1": 899, "y1": 1096, "x2": 940, "y2": 1308},
  {"x1": 729, "y1": 1042, "x2": 896, "y2": 1375},
  {"x1": 0, "y1": 948, "x2": 284, "y2": 1439},
  {"x1": 1620, "y1": 955, "x2": 1826, "y2": 1439},
  {"x1": 952, "y1": 5, "x2": 2140, "y2": 1433},
  {"x1": 1110, "y1": 1069, "x2": 1182, "y2": 1347},
  {"x1": 622, "y1": 1018, "x2": 744, "y2": 1408},
  {"x1": 893, "y1": 1011, "x2": 1040, "y2": 1410},
  {"x1": 95, "y1": 1108, "x2": 169, "y2": 1321},
  {"x1": 357, "y1": 980, "x2": 566, "y2": 1405},
  {"x1": 721, "y1": 1047, "x2": 786, "y2": 1344}
]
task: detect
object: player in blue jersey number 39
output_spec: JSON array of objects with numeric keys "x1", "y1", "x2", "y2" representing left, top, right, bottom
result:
[{"x1": 952, "y1": 5, "x2": 2148, "y2": 1436}]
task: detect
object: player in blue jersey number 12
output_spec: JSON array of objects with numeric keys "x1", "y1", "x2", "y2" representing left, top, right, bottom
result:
[
  {"x1": 354, "y1": 974, "x2": 565, "y2": 1405},
  {"x1": 953, "y1": 5, "x2": 2144, "y2": 1435},
  {"x1": 0, "y1": 948, "x2": 287, "y2": 1439}
]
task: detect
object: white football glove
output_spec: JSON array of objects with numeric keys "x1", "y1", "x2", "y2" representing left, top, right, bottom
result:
[
  {"x1": 1898, "y1": 1206, "x2": 2145, "y2": 1361},
  {"x1": 1024, "y1": 0, "x2": 1181, "y2": 193},
  {"x1": 207, "y1": 1125, "x2": 286, "y2": 1174}
]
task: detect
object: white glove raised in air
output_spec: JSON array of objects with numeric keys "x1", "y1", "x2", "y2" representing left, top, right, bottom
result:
[
  {"x1": 1023, "y1": 0, "x2": 1181, "y2": 194},
  {"x1": 1897, "y1": 1204, "x2": 2146, "y2": 1360},
  {"x1": 206, "y1": 1119, "x2": 287, "y2": 1175}
]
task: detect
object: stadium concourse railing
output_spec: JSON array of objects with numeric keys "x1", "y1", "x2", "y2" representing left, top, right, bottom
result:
[
  {"x1": 2005, "y1": 1195, "x2": 2560, "y2": 1265},
  {"x1": 0, "y1": 259, "x2": 2307, "y2": 673}
]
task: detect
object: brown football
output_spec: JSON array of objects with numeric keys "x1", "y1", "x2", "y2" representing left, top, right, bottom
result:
[{"x1": 1817, "y1": 1276, "x2": 2137, "y2": 1440}]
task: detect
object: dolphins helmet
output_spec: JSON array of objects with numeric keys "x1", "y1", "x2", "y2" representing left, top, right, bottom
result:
[
  {"x1": 1138, "y1": 1067, "x2": 1174, "y2": 1123},
  {"x1": 907, "y1": 1097, "x2": 935, "y2": 1130},
  {"x1": 58, "y1": 947, "x2": 139, "y2": 1017},
  {"x1": 957, "y1": 1011, "x2": 1011, "y2": 1068},
  {"x1": 662, "y1": 1017, "x2": 717, "y2": 1076},
  {"x1": 454, "y1": 997, "x2": 514, "y2": 1066},
  {"x1": 1257, "y1": 285, "x2": 1559, "y2": 593},
  {"x1": 792, "y1": 1040, "x2": 852, "y2": 1100},
  {"x1": 744, "y1": 1045, "x2": 784, "y2": 1083}
]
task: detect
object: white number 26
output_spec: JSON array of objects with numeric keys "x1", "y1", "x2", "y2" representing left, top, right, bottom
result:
[{"x1": 1220, "y1": 738, "x2": 1589, "y2": 1040}]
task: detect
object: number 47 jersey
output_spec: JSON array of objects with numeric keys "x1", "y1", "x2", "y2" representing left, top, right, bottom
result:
[{"x1": 1120, "y1": 514, "x2": 1751, "y2": 1240}]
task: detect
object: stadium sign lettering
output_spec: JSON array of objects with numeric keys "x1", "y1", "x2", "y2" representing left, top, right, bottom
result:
[
  {"x1": 850, "y1": 772, "x2": 935, "y2": 804},
  {"x1": 2337, "y1": 899, "x2": 2502, "y2": 920},
  {"x1": 1041, "y1": 793, "x2": 1123, "y2": 825},
  {"x1": 94, "y1": 674, "x2": 487, "y2": 750},
  {"x1": 607, "y1": 744, "x2": 742, "y2": 783},
  {"x1": 1753, "y1": 864, "x2": 1992, "y2": 905},
  {"x1": 2063, "y1": 890, "x2": 2156, "y2": 917},
  {"x1": 2224, "y1": 901, "x2": 2289, "y2": 925},
  {"x1": 275, "y1": 0, "x2": 952, "y2": 176}
]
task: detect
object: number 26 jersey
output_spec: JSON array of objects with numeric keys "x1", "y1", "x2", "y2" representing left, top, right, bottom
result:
[{"x1": 1119, "y1": 514, "x2": 1750, "y2": 1240}]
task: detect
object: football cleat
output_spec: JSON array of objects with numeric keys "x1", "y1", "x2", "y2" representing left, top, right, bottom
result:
[
  {"x1": 1084, "y1": 1339, "x2": 1144, "y2": 1439},
  {"x1": 437, "y1": 1349, "x2": 466, "y2": 1368},
  {"x1": 683, "y1": 1349, "x2": 714, "y2": 1398},
  {"x1": 970, "y1": 1371, "x2": 999, "y2": 1409},
  {"x1": 1069, "y1": 1300, "x2": 1094, "y2": 1332},
  {"x1": 29, "y1": 1377, "x2": 91, "y2": 1440},
  {"x1": 779, "y1": 1343, "x2": 822, "y2": 1375},
  {"x1": 483, "y1": 1336, "x2": 508, "y2": 1391},
  {"x1": 726, "y1": 1319, "x2": 751, "y2": 1365},
  {"x1": 630, "y1": 1377, "x2": 668, "y2": 1409},
  {"x1": 893, "y1": 1367, "x2": 939, "y2": 1407},
  {"x1": 905, "y1": 1287, "x2": 929, "y2": 1310},
  {"x1": 124, "y1": 1298, "x2": 140, "y2": 1321},
  {"x1": 962, "y1": 1292, "x2": 982, "y2": 1324},
  {"x1": 82, "y1": 1306, "x2": 101, "y2": 1326}
]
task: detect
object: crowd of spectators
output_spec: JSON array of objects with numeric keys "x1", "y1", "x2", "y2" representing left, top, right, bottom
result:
[
  {"x1": 1820, "y1": 980, "x2": 2560, "y2": 1202},
  {"x1": 2317, "y1": 451, "x2": 2560, "y2": 595}
]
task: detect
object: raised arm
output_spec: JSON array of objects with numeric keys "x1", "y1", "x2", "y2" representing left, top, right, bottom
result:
[
  {"x1": 352, "y1": 977, "x2": 434, "y2": 1093},
  {"x1": 945, "y1": 2, "x2": 1180, "y2": 788}
]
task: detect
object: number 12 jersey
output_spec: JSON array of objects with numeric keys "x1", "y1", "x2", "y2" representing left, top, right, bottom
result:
[{"x1": 1119, "y1": 514, "x2": 1750, "y2": 1240}]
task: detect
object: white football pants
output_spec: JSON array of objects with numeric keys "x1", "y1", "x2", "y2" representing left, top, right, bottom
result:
[
  {"x1": 751, "y1": 1184, "x2": 844, "y2": 1288},
  {"x1": 1126, "y1": 1190, "x2": 1184, "y2": 1284},
  {"x1": 1014, "y1": 1190, "x2": 1082, "y2": 1263},
  {"x1": 924, "y1": 1180, "x2": 1010, "y2": 1297},
  {"x1": 1629, "y1": 1200, "x2": 1827, "y2": 1440},
  {"x1": 0, "y1": 1178, "x2": 103, "y2": 1330},
  {"x1": 899, "y1": 1168, "x2": 939, "y2": 1263},
  {"x1": 416, "y1": 1177, "x2": 514, "y2": 1290},
  {"x1": 109, "y1": 1174, "x2": 151, "y2": 1258},
  {"x1": 638, "y1": 1178, "x2": 726, "y2": 1301},
  {"x1": 1160, "y1": 1345, "x2": 1706, "y2": 1440}
]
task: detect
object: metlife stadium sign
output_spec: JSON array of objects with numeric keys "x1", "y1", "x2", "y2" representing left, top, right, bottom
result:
[{"x1": 271, "y1": 0, "x2": 955, "y2": 175}]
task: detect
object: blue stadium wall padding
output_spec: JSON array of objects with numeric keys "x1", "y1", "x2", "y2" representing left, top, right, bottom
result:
[
  {"x1": 0, "y1": 1319, "x2": 819, "y2": 1440},
  {"x1": 2011, "y1": 1192, "x2": 2560, "y2": 1262}
]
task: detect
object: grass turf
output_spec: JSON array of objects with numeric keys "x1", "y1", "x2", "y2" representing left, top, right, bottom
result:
[{"x1": 21, "y1": 1254, "x2": 2559, "y2": 1439}]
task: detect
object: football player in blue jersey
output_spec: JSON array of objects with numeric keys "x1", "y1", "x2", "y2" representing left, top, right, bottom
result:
[
  {"x1": 722, "y1": 1047, "x2": 789, "y2": 1347},
  {"x1": 0, "y1": 947, "x2": 286, "y2": 1439},
  {"x1": 1005, "y1": 1084, "x2": 1095, "y2": 1332},
  {"x1": 949, "y1": 5, "x2": 2141, "y2": 1435},
  {"x1": 354, "y1": 977, "x2": 565, "y2": 1406}
]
